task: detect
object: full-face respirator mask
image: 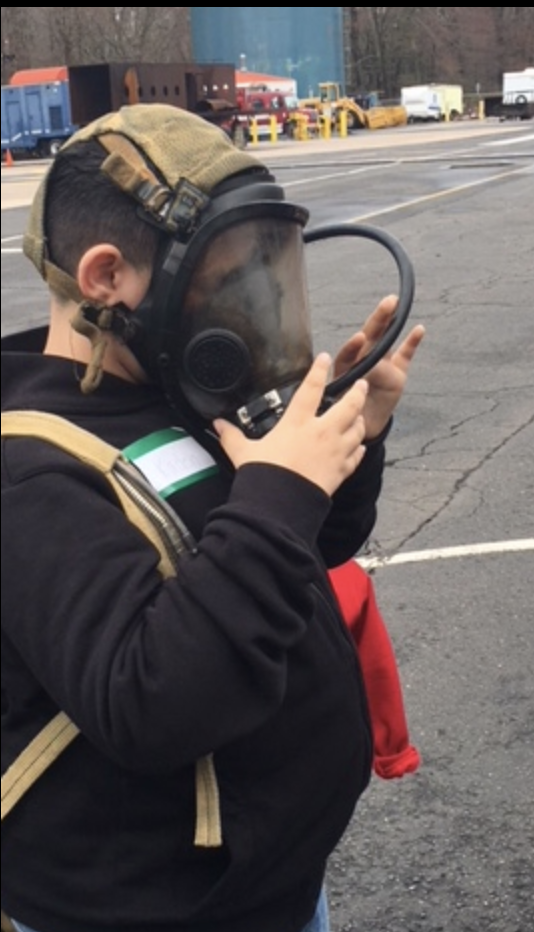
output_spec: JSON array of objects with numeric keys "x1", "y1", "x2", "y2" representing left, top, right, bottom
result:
[
  {"x1": 23, "y1": 106, "x2": 415, "y2": 440},
  {"x1": 119, "y1": 175, "x2": 416, "y2": 439}
]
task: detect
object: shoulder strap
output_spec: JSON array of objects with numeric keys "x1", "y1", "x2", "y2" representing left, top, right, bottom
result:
[
  {"x1": 1, "y1": 410, "x2": 181, "y2": 577},
  {"x1": 1, "y1": 712, "x2": 78, "y2": 822},
  {"x1": 1, "y1": 909, "x2": 17, "y2": 932},
  {"x1": 1, "y1": 410, "x2": 221, "y2": 847}
]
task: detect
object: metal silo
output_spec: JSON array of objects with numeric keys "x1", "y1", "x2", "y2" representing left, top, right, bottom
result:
[{"x1": 190, "y1": 7, "x2": 344, "y2": 98}]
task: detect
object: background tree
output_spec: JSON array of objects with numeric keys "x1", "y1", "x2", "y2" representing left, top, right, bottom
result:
[
  {"x1": 1, "y1": 6, "x2": 533, "y2": 98},
  {"x1": 343, "y1": 6, "x2": 534, "y2": 99},
  {"x1": 1, "y1": 7, "x2": 32, "y2": 82},
  {"x1": 1, "y1": 7, "x2": 192, "y2": 81}
]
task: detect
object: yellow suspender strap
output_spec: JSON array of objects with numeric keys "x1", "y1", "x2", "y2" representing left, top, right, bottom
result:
[
  {"x1": 1, "y1": 411, "x2": 222, "y2": 847},
  {"x1": 1, "y1": 908, "x2": 18, "y2": 932},
  {"x1": 1, "y1": 410, "x2": 177, "y2": 577},
  {"x1": 1, "y1": 712, "x2": 79, "y2": 821}
]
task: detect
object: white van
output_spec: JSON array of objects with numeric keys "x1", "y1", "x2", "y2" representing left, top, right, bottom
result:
[{"x1": 401, "y1": 84, "x2": 463, "y2": 122}]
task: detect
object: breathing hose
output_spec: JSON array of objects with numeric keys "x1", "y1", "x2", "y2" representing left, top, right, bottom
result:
[{"x1": 303, "y1": 222, "x2": 416, "y2": 405}]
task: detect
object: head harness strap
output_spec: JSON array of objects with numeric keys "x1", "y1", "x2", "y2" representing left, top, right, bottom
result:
[{"x1": 97, "y1": 134, "x2": 210, "y2": 238}]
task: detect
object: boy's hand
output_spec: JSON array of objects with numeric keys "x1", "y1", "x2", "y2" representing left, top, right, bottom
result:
[
  {"x1": 333, "y1": 295, "x2": 426, "y2": 440},
  {"x1": 214, "y1": 354, "x2": 368, "y2": 497}
]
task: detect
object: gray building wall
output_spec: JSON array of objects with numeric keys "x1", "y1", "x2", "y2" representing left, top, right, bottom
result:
[{"x1": 190, "y1": 7, "x2": 344, "y2": 98}]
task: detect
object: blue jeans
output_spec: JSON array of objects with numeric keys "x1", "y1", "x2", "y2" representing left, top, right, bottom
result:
[
  {"x1": 301, "y1": 886, "x2": 330, "y2": 932},
  {"x1": 11, "y1": 890, "x2": 330, "y2": 932}
]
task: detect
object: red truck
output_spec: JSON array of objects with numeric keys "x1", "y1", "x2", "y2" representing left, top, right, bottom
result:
[{"x1": 236, "y1": 86, "x2": 319, "y2": 138}]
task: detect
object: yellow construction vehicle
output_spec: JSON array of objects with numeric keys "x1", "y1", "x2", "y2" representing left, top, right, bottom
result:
[{"x1": 300, "y1": 82, "x2": 407, "y2": 131}]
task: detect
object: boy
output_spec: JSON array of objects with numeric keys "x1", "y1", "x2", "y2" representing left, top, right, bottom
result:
[{"x1": 2, "y1": 104, "x2": 424, "y2": 932}]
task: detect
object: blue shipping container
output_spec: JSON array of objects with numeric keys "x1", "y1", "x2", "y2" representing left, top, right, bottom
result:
[{"x1": 1, "y1": 81, "x2": 77, "y2": 157}]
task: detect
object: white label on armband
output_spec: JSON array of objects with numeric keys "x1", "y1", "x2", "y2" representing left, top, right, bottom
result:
[{"x1": 122, "y1": 428, "x2": 218, "y2": 499}]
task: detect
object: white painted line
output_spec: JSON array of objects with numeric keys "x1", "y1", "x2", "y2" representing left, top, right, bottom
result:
[
  {"x1": 483, "y1": 134, "x2": 534, "y2": 146},
  {"x1": 1, "y1": 235, "x2": 23, "y2": 244},
  {"x1": 358, "y1": 538, "x2": 534, "y2": 570},
  {"x1": 2, "y1": 247, "x2": 22, "y2": 254},
  {"x1": 284, "y1": 163, "x2": 393, "y2": 188},
  {"x1": 348, "y1": 163, "x2": 531, "y2": 223},
  {"x1": 278, "y1": 162, "x2": 532, "y2": 223}
]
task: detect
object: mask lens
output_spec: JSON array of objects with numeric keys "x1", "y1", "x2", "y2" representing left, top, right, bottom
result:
[{"x1": 177, "y1": 217, "x2": 313, "y2": 421}]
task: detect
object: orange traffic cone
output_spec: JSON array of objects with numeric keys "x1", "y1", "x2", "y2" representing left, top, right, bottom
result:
[{"x1": 4, "y1": 149, "x2": 14, "y2": 167}]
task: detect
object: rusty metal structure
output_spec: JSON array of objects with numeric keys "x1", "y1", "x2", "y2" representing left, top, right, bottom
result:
[{"x1": 68, "y1": 61, "x2": 248, "y2": 145}]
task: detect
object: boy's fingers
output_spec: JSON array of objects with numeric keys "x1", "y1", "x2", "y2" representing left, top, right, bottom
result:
[
  {"x1": 212, "y1": 418, "x2": 245, "y2": 459},
  {"x1": 320, "y1": 378, "x2": 369, "y2": 430},
  {"x1": 392, "y1": 325, "x2": 426, "y2": 368},
  {"x1": 361, "y1": 295, "x2": 399, "y2": 343},
  {"x1": 286, "y1": 353, "x2": 332, "y2": 418}
]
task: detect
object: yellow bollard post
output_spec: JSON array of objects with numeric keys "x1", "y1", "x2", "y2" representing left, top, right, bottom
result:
[
  {"x1": 269, "y1": 114, "x2": 278, "y2": 144},
  {"x1": 478, "y1": 99, "x2": 485, "y2": 120},
  {"x1": 338, "y1": 109, "x2": 348, "y2": 138},
  {"x1": 321, "y1": 114, "x2": 331, "y2": 140},
  {"x1": 250, "y1": 117, "x2": 259, "y2": 146},
  {"x1": 295, "y1": 114, "x2": 309, "y2": 141}
]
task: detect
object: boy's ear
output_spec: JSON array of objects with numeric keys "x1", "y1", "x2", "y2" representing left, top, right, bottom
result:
[{"x1": 76, "y1": 244, "x2": 126, "y2": 303}]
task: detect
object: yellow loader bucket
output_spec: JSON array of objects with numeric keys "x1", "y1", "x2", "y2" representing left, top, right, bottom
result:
[{"x1": 366, "y1": 105, "x2": 408, "y2": 130}]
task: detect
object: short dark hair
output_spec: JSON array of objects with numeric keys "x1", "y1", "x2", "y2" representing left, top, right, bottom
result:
[{"x1": 44, "y1": 140, "x2": 163, "y2": 280}]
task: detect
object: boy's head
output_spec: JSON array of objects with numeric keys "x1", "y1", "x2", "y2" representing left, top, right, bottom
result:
[
  {"x1": 23, "y1": 103, "x2": 312, "y2": 434},
  {"x1": 24, "y1": 103, "x2": 270, "y2": 305}
]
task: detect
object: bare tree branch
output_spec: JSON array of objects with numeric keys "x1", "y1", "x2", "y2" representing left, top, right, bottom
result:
[{"x1": 3, "y1": 6, "x2": 532, "y2": 105}]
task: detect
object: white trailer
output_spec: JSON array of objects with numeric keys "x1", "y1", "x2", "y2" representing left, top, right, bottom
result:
[
  {"x1": 502, "y1": 68, "x2": 534, "y2": 105},
  {"x1": 400, "y1": 84, "x2": 463, "y2": 122},
  {"x1": 487, "y1": 68, "x2": 534, "y2": 120}
]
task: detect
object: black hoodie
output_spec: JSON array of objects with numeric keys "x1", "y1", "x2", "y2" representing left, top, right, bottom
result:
[{"x1": 1, "y1": 328, "x2": 386, "y2": 932}]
